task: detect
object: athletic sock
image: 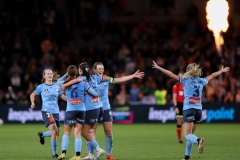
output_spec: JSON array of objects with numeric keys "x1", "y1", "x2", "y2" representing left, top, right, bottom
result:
[
  {"x1": 176, "y1": 125, "x2": 182, "y2": 141},
  {"x1": 75, "y1": 138, "x2": 82, "y2": 153},
  {"x1": 105, "y1": 135, "x2": 113, "y2": 155},
  {"x1": 186, "y1": 134, "x2": 198, "y2": 144},
  {"x1": 51, "y1": 140, "x2": 57, "y2": 155},
  {"x1": 185, "y1": 140, "x2": 193, "y2": 156},
  {"x1": 43, "y1": 131, "x2": 51, "y2": 137},
  {"x1": 62, "y1": 134, "x2": 70, "y2": 151}
]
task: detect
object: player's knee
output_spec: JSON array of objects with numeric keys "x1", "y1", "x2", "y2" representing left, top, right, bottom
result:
[{"x1": 104, "y1": 129, "x2": 112, "y2": 136}]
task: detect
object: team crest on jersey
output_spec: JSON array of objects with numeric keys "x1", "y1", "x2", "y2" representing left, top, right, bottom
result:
[
  {"x1": 104, "y1": 82, "x2": 107, "y2": 86},
  {"x1": 44, "y1": 89, "x2": 49, "y2": 93}
]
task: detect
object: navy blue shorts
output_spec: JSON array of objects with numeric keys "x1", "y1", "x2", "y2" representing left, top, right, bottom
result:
[
  {"x1": 85, "y1": 108, "x2": 103, "y2": 125},
  {"x1": 42, "y1": 111, "x2": 60, "y2": 127},
  {"x1": 102, "y1": 109, "x2": 113, "y2": 122},
  {"x1": 64, "y1": 111, "x2": 85, "y2": 126},
  {"x1": 183, "y1": 108, "x2": 202, "y2": 124}
]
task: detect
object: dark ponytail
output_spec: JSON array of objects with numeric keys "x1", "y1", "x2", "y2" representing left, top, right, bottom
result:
[
  {"x1": 64, "y1": 65, "x2": 78, "y2": 89},
  {"x1": 79, "y1": 62, "x2": 91, "y2": 82}
]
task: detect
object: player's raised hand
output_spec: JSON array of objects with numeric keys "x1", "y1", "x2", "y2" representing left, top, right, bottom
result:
[
  {"x1": 133, "y1": 70, "x2": 144, "y2": 79},
  {"x1": 152, "y1": 60, "x2": 161, "y2": 70},
  {"x1": 221, "y1": 66, "x2": 230, "y2": 73}
]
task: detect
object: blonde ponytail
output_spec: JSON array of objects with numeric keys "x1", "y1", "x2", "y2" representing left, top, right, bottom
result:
[{"x1": 183, "y1": 63, "x2": 202, "y2": 79}]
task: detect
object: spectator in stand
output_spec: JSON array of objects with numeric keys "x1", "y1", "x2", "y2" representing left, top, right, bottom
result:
[
  {"x1": 0, "y1": 89, "x2": 6, "y2": 105},
  {"x1": 129, "y1": 83, "x2": 140, "y2": 102},
  {"x1": 115, "y1": 84, "x2": 128, "y2": 105},
  {"x1": 17, "y1": 91, "x2": 29, "y2": 105},
  {"x1": 40, "y1": 39, "x2": 55, "y2": 70},
  {"x1": 154, "y1": 85, "x2": 167, "y2": 105},
  {"x1": 5, "y1": 86, "x2": 18, "y2": 105},
  {"x1": 8, "y1": 61, "x2": 22, "y2": 89}
]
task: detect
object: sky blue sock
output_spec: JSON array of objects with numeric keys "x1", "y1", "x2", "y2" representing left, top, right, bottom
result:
[
  {"x1": 51, "y1": 140, "x2": 57, "y2": 155},
  {"x1": 89, "y1": 144, "x2": 94, "y2": 154},
  {"x1": 62, "y1": 134, "x2": 69, "y2": 151},
  {"x1": 86, "y1": 141, "x2": 90, "y2": 153},
  {"x1": 42, "y1": 131, "x2": 51, "y2": 137},
  {"x1": 86, "y1": 141, "x2": 94, "y2": 154},
  {"x1": 75, "y1": 138, "x2": 82, "y2": 152},
  {"x1": 89, "y1": 139, "x2": 99, "y2": 150},
  {"x1": 185, "y1": 140, "x2": 193, "y2": 156},
  {"x1": 186, "y1": 134, "x2": 198, "y2": 144},
  {"x1": 105, "y1": 135, "x2": 113, "y2": 155}
]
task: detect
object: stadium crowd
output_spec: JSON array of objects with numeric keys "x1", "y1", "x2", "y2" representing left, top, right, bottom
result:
[{"x1": 1, "y1": 0, "x2": 240, "y2": 105}]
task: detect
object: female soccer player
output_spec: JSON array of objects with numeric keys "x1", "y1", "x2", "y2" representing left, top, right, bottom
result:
[
  {"x1": 57, "y1": 65, "x2": 98, "y2": 160},
  {"x1": 152, "y1": 61, "x2": 230, "y2": 160},
  {"x1": 61, "y1": 62, "x2": 105, "y2": 160},
  {"x1": 172, "y1": 77, "x2": 184, "y2": 144},
  {"x1": 30, "y1": 69, "x2": 67, "y2": 158},
  {"x1": 82, "y1": 62, "x2": 144, "y2": 160}
]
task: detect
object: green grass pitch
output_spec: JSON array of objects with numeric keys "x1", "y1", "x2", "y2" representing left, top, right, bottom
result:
[{"x1": 0, "y1": 124, "x2": 239, "y2": 160}]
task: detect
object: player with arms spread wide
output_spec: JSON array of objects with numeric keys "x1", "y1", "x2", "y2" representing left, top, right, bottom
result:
[{"x1": 152, "y1": 61, "x2": 230, "y2": 160}]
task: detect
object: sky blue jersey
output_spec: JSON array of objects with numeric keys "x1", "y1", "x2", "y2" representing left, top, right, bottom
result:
[
  {"x1": 57, "y1": 73, "x2": 67, "y2": 87},
  {"x1": 180, "y1": 76, "x2": 208, "y2": 110},
  {"x1": 98, "y1": 78, "x2": 111, "y2": 110},
  {"x1": 65, "y1": 81, "x2": 98, "y2": 112},
  {"x1": 34, "y1": 83, "x2": 63, "y2": 113},
  {"x1": 80, "y1": 75, "x2": 103, "y2": 111}
]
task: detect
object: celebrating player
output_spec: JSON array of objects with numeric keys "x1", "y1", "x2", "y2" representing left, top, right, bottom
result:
[
  {"x1": 30, "y1": 69, "x2": 67, "y2": 158},
  {"x1": 82, "y1": 62, "x2": 144, "y2": 160},
  {"x1": 152, "y1": 61, "x2": 230, "y2": 160}
]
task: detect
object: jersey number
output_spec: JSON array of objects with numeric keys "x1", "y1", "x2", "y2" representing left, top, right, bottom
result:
[
  {"x1": 193, "y1": 85, "x2": 200, "y2": 97},
  {"x1": 71, "y1": 87, "x2": 78, "y2": 98}
]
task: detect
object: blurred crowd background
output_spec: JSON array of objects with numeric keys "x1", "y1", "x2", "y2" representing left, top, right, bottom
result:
[{"x1": 1, "y1": 0, "x2": 240, "y2": 106}]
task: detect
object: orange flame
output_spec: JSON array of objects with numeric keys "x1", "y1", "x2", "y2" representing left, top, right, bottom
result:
[{"x1": 206, "y1": 0, "x2": 229, "y2": 53}]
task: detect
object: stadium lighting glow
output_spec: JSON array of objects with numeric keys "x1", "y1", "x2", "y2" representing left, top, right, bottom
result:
[{"x1": 206, "y1": 0, "x2": 229, "y2": 54}]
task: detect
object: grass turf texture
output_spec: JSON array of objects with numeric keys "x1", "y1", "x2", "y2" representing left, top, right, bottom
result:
[{"x1": 0, "y1": 124, "x2": 239, "y2": 160}]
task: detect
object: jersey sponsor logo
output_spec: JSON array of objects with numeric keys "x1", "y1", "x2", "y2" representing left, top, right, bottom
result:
[
  {"x1": 70, "y1": 98, "x2": 82, "y2": 105},
  {"x1": 44, "y1": 89, "x2": 49, "y2": 93},
  {"x1": 91, "y1": 96, "x2": 100, "y2": 103},
  {"x1": 189, "y1": 97, "x2": 200, "y2": 104}
]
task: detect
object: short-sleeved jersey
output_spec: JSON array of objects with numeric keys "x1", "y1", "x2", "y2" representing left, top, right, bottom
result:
[
  {"x1": 65, "y1": 81, "x2": 90, "y2": 112},
  {"x1": 179, "y1": 76, "x2": 208, "y2": 110},
  {"x1": 57, "y1": 73, "x2": 67, "y2": 87},
  {"x1": 80, "y1": 75, "x2": 103, "y2": 111},
  {"x1": 34, "y1": 83, "x2": 63, "y2": 113},
  {"x1": 172, "y1": 82, "x2": 184, "y2": 102},
  {"x1": 98, "y1": 78, "x2": 111, "y2": 110}
]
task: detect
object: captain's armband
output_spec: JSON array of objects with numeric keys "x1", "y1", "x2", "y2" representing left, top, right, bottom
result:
[{"x1": 110, "y1": 77, "x2": 114, "y2": 83}]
